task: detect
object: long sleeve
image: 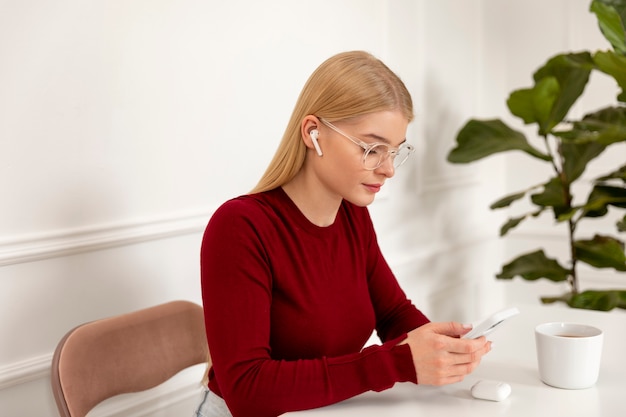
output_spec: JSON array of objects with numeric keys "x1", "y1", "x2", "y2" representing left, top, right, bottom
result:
[{"x1": 201, "y1": 189, "x2": 429, "y2": 417}]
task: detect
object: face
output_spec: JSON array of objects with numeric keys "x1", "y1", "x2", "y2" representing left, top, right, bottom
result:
[{"x1": 308, "y1": 110, "x2": 410, "y2": 207}]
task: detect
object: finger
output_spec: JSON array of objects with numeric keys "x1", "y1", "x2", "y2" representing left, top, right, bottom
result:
[
  {"x1": 424, "y1": 373, "x2": 467, "y2": 387},
  {"x1": 448, "y1": 360, "x2": 481, "y2": 378},
  {"x1": 448, "y1": 339, "x2": 492, "y2": 364},
  {"x1": 443, "y1": 335, "x2": 489, "y2": 355},
  {"x1": 430, "y1": 321, "x2": 474, "y2": 337},
  {"x1": 424, "y1": 361, "x2": 478, "y2": 385}
]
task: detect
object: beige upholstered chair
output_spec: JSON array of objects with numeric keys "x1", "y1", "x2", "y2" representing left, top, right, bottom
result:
[{"x1": 51, "y1": 300, "x2": 209, "y2": 417}]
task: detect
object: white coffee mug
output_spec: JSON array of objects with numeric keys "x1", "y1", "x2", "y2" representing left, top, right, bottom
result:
[{"x1": 535, "y1": 322, "x2": 603, "y2": 389}]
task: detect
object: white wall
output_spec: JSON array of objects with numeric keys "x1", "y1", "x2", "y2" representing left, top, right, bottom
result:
[
  {"x1": 377, "y1": 0, "x2": 507, "y2": 322},
  {"x1": 3, "y1": 0, "x2": 607, "y2": 415}
]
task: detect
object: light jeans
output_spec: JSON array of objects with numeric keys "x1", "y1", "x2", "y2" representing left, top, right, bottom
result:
[{"x1": 194, "y1": 388, "x2": 233, "y2": 417}]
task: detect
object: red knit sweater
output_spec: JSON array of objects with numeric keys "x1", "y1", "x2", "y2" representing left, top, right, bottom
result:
[{"x1": 200, "y1": 187, "x2": 430, "y2": 417}]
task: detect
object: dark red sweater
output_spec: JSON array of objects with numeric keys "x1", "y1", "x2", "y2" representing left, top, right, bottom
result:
[{"x1": 200, "y1": 187, "x2": 429, "y2": 416}]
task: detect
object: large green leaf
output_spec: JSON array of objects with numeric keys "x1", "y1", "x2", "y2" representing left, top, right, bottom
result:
[
  {"x1": 560, "y1": 140, "x2": 607, "y2": 183},
  {"x1": 521, "y1": 52, "x2": 594, "y2": 134},
  {"x1": 490, "y1": 190, "x2": 528, "y2": 209},
  {"x1": 593, "y1": 51, "x2": 626, "y2": 101},
  {"x1": 591, "y1": 0, "x2": 626, "y2": 55},
  {"x1": 584, "y1": 184, "x2": 626, "y2": 211},
  {"x1": 499, "y1": 208, "x2": 545, "y2": 237},
  {"x1": 568, "y1": 290, "x2": 626, "y2": 311},
  {"x1": 575, "y1": 234, "x2": 626, "y2": 270},
  {"x1": 541, "y1": 292, "x2": 574, "y2": 305},
  {"x1": 556, "y1": 207, "x2": 580, "y2": 222},
  {"x1": 447, "y1": 119, "x2": 551, "y2": 163},
  {"x1": 541, "y1": 289, "x2": 626, "y2": 310},
  {"x1": 500, "y1": 216, "x2": 526, "y2": 237},
  {"x1": 530, "y1": 177, "x2": 570, "y2": 218},
  {"x1": 507, "y1": 77, "x2": 559, "y2": 134},
  {"x1": 556, "y1": 106, "x2": 626, "y2": 145},
  {"x1": 496, "y1": 249, "x2": 571, "y2": 282},
  {"x1": 582, "y1": 184, "x2": 626, "y2": 219}
]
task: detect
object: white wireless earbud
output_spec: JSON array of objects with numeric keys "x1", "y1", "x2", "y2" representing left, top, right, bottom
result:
[{"x1": 310, "y1": 129, "x2": 323, "y2": 156}]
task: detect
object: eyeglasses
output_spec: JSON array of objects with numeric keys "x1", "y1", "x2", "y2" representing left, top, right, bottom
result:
[{"x1": 319, "y1": 118, "x2": 414, "y2": 170}]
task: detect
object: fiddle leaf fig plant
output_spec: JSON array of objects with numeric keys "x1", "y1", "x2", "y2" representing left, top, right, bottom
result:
[{"x1": 447, "y1": 0, "x2": 626, "y2": 311}]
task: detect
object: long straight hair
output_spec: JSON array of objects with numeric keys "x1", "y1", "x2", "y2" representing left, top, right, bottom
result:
[{"x1": 249, "y1": 51, "x2": 414, "y2": 194}]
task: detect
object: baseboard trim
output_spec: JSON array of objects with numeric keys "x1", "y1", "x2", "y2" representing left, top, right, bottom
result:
[{"x1": 0, "y1": 209, "x2": 215, "y2": 267}]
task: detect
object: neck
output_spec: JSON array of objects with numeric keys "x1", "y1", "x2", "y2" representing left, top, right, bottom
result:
[{"x1": 282, "y1": 170, "x2": 342, "y2": 227}]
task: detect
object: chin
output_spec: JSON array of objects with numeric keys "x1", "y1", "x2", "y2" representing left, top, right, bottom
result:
[{"x1": 345, "y1": 194, "x2": 376, "y2": 207}]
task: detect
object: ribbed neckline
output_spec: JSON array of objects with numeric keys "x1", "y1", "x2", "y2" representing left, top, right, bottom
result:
[{"x1": 265, "y1": 187, "x2": 342, "y2": 237}]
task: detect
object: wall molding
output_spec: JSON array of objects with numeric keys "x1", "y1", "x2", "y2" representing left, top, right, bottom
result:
[
  {"x1": 0, "y1": 353, "x2": 51, "y2": 390},
  {"x1": 387, "y1": 232, "x2": 498, "y2": 276},
  {"x1": 421, "y1": 171, "x2": 482, "y2": 193},
  {"x1": 507, "y1": 226, "x2": 621, "y2": 240},
  {"x1": 0, "y1": 208, "x2": 216, "y2": 267}
]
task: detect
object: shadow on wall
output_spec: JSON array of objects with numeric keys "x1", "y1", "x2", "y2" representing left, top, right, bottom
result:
[{"x1": 385, "y1": 73, "x2": 504, "y2": 321}]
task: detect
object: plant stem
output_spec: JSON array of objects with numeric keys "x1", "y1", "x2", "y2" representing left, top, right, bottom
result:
[
  {"x1": 551, "y1": 135, "x2": 579, "y2": 295},
  {"x1": 568, "y1": 218, "x2": 579, "y2": 294}
]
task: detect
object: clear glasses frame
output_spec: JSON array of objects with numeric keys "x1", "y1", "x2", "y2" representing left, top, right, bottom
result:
[{"x1": 319, "y1": 118, "x2": 414, "y2": 170}]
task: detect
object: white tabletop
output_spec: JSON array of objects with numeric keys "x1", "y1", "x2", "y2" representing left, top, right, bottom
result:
[{"x1": 285, "y1": 304, "x2": 626, "y2": 416}]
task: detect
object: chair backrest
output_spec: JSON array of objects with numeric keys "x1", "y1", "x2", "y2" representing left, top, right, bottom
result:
[{"x1": 51, "y1": 300, "x2": 209, "y2": 417}]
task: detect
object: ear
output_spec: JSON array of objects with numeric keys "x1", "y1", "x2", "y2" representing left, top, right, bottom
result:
[{"x1": 301, "y1": 115, "x2": 323, "y2": 156}]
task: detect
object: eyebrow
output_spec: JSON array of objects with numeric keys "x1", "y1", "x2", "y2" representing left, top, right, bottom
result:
[{"x1": 361, "y1": 132, "x2": 407, "y2": 146}]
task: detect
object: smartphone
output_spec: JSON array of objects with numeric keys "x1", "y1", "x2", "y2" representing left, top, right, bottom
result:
[{"x1": 462, "y1": 307, "x2": 520, "y2": 339}]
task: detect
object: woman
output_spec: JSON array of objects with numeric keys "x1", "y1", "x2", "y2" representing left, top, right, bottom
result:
[{"x1": 196, "y1": 51, "x2": 491, "y2": 417}]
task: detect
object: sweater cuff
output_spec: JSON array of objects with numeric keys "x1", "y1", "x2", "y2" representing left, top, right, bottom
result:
[
  {"x1": 326, "y1": 332, "x2": 417, "y2": 399},
  {"x1": 379, "y1": 333, "x2": 417, "y2": 385}
]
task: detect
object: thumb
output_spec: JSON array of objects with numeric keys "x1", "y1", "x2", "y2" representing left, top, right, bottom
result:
[{"x1": 430, "y1": 321, "x2": 473, "y2": 337}]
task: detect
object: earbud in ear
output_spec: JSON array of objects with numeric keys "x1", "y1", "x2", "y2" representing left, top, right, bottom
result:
[{"x1": 310, "y1": 129, "x2": 323, "y2": 156}]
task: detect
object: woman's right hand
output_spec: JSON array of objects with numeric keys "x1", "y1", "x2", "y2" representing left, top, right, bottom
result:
[{"x1": 399, "y1": 321, "x2": 492, "y2": 386}]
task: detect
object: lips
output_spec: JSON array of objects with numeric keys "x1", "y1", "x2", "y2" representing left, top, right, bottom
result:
[{"x1": 364, "y1": 183, "x2": 382, "y2": 193}]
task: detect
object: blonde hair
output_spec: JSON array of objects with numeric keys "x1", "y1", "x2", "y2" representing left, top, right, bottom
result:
[{"x1": 250, "y1": 51, "x2": 414, "y2": 194}]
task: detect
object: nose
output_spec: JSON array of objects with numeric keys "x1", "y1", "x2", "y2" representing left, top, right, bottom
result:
[{"x1": 374, "y1": 155, "x2": 395, "y2": 177}]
